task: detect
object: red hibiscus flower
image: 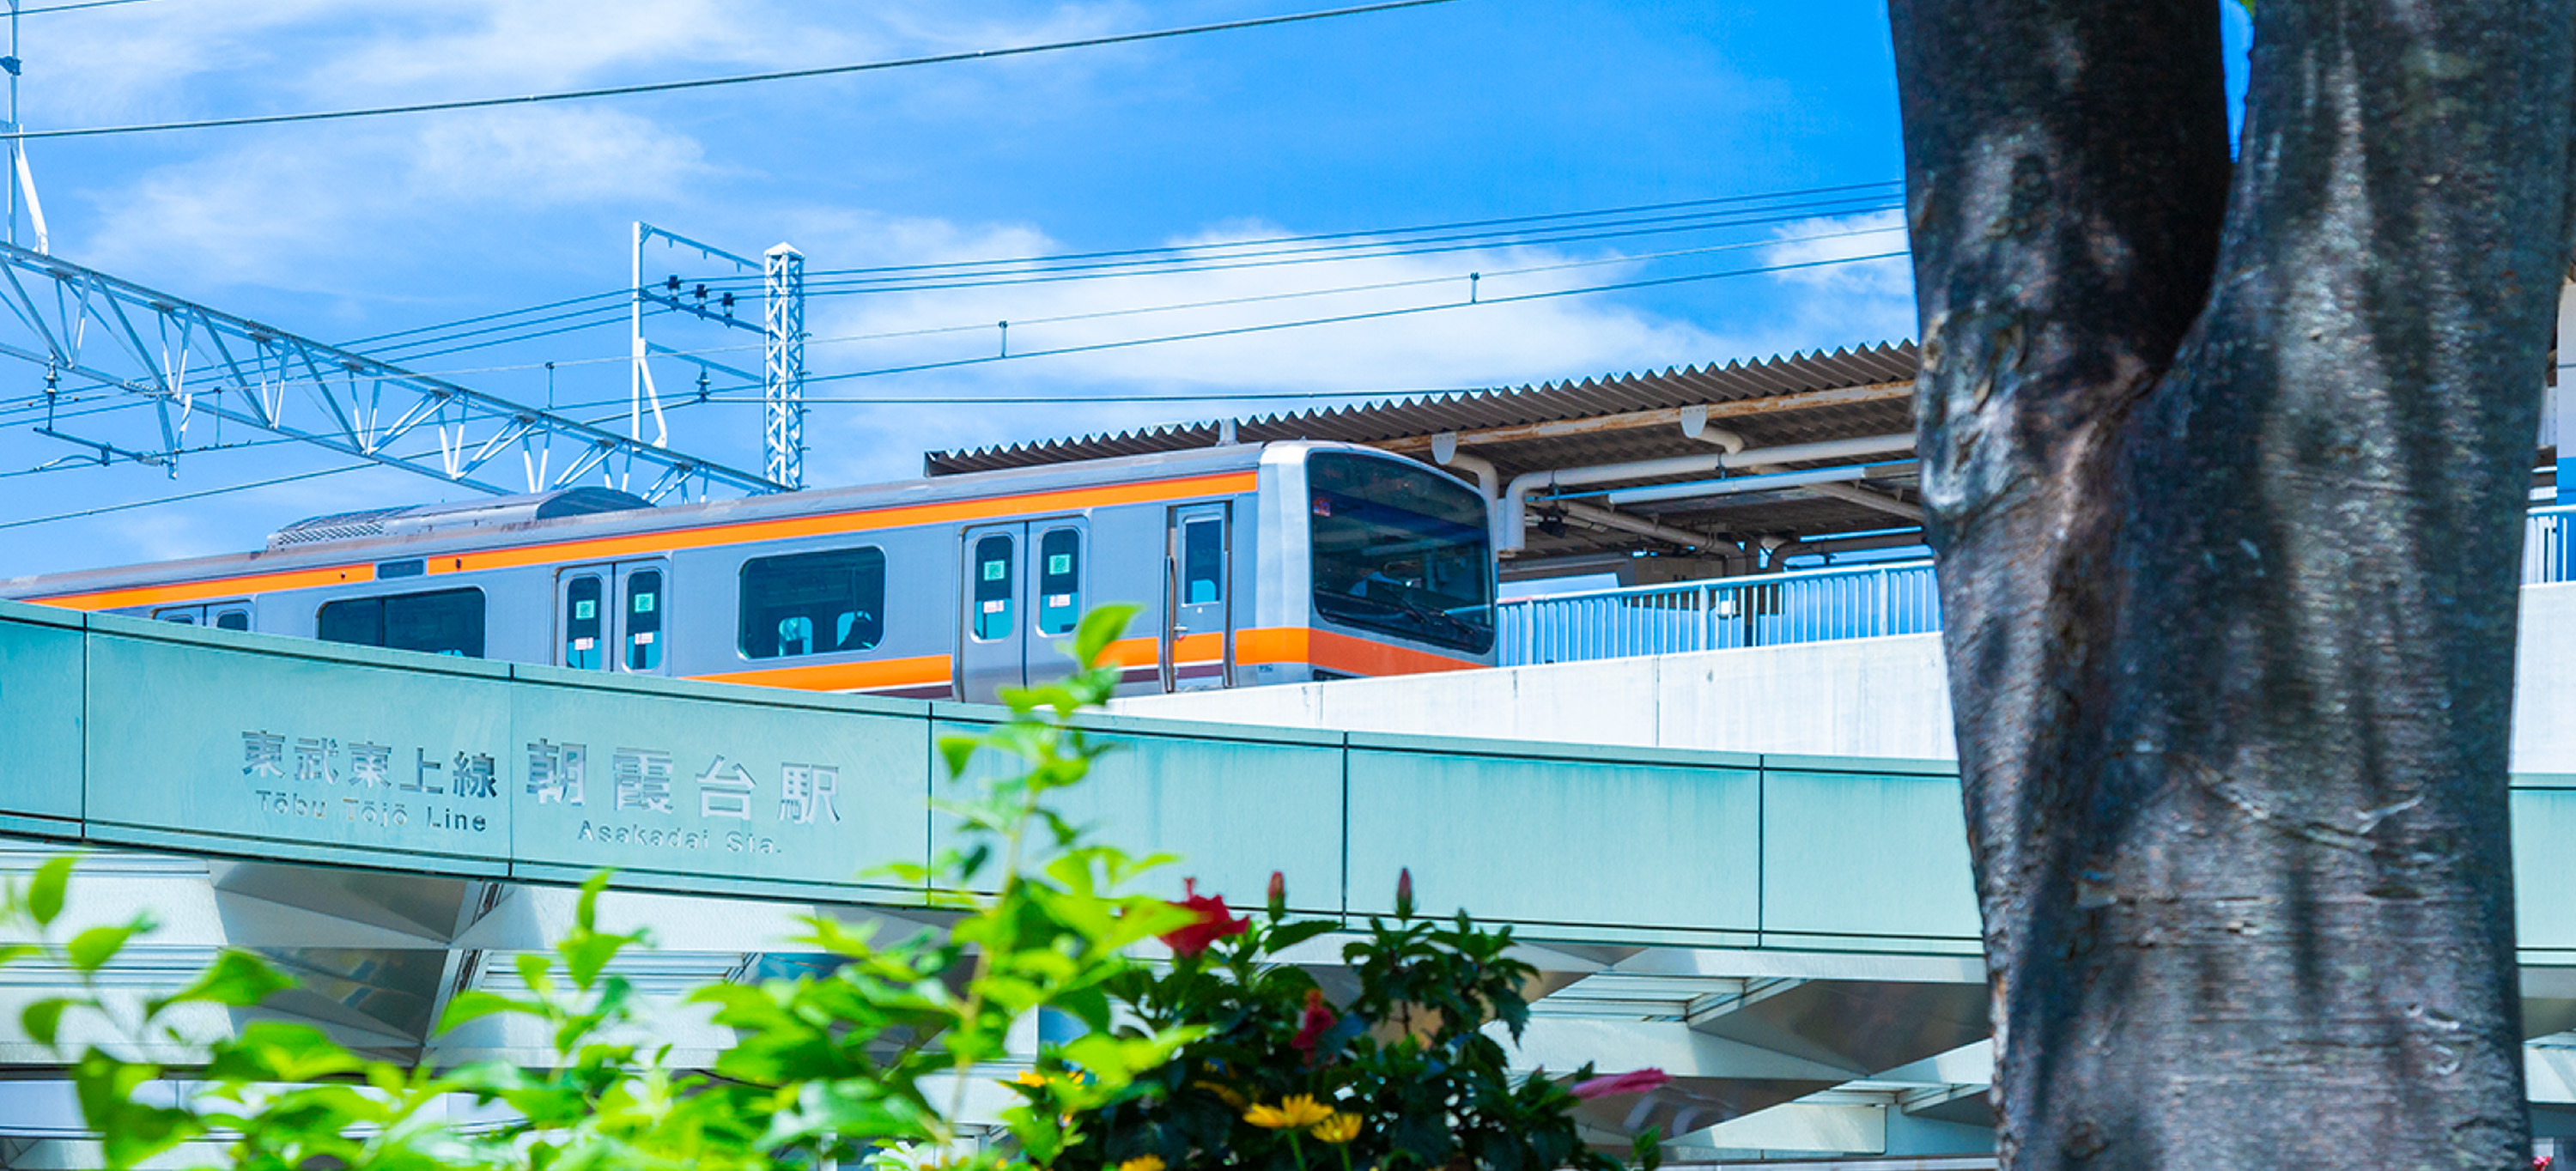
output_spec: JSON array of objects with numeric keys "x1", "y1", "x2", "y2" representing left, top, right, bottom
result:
[
  {"x1": 1571, "y1": 1068, "x2": 1671, "y2": 1100},
  {"x1": 1290, "y1": 987, "x2": 1338, "y2": 1060},
  {"x1": 1161, "y1": 877, "x2": 1249, "y2": 958}
]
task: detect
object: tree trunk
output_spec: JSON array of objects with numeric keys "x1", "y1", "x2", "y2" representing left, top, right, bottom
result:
[{"x1": 1889, "y1": 1, "x2": 2576, "y2": 1166}]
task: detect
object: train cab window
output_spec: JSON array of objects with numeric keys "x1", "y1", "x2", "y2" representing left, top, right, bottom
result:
[
  {"x1": 626, "y1": 569, "x2": 664, "y2": 670},
  {"x1": 1036, "y1": 528, "x2": 1082, "y2": 636},
  {"x1": 1182, "y1": 519, "x2": 1224, "y2": 604},
  {"x1": 564, "y1": 575, "x2": 605, "y2": 669},
  {"x1": 740, "y1": 547, "x2": 884, "y2": 660},
  {"x1": 316, "y1": 588, "x2": 487, "y2": 658},
  {"x1": 1307, "y1": 452, "x2": 1494, "y2": 655},
  {"x1": 972, "y1": 535, "x2": 1015, "y2": 640}
]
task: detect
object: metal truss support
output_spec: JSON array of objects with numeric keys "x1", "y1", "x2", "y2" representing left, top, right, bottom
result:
[
  {"x1": 633, "y1": 222, "x2": 808, "y2": 491},
  {"x1": 0, "y1": 240, "x2": 785, "y2": 501},
  {"x1": 762, "y1": 244, "x2": 805, "y2": 489}
]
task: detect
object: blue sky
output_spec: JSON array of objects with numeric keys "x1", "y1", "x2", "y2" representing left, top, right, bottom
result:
[{"x1": 0, "y1": 1, "x2": 2237, "y2": 579}]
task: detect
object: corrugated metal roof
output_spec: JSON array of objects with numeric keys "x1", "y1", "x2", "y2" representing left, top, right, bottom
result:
[
  {"x1": 922, "y1": 342, "x2": 1918, "y2": 475},
  {"x1": 920, "y1": 342, "x2": 1928, "y2": 570}
]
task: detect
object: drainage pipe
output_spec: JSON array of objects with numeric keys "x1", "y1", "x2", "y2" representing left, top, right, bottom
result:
[
  {"x1": 1428, "y1": 432, "x2": 1502, "y2": 543},
  {"x1": 1498, "y1": 432, "x2": 1916, "y2": 553}
]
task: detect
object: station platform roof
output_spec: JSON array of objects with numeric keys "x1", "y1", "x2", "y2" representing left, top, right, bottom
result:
[{"x1": 924, "y1": 343, "x2": 1926, "y2": 579}]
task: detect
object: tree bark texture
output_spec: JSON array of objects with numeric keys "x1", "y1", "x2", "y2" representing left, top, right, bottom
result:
[{"x1": 1890, "y1": 1, "x2": 2576, "y2": 1166}]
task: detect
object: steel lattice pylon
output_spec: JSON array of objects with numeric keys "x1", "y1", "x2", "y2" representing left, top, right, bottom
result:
[
  {"x1": 762, "y1": 244, "x2": 805, "y2": 489},
  {"x1": 0, "y1": 241, "x2": 787, "y2": 501}
]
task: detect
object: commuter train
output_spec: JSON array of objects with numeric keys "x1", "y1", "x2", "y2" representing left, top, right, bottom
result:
[{"x1": 0, "y1": 442, "x2": 1498, "y2": 701}]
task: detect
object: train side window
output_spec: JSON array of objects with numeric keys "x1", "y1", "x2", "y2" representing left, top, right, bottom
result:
[
  {"x1": 316, "y1": 588, "x2": 485, "y2": 658},
  {"x1": 565, "y1": 575, "x2": 605, "y2": 669},
  {"x1": 739, "y1": 547, "x2": 884, "y2": 660},
  {"x1": 972, "y1": 534, "x2": 1014, "y2": 640},
  {"x1": 214, "y1": 609, "x2": 250, "y2": 632},
  {"x1": 1182, "y1": 519, "x2": 1224, "y2": 604},
  {"x1": 626, "y1": 569, "x2": 664, "y2": 670},
  {"x1": 1036, "y1": 528, "x2": 1081, "y2": 635}
]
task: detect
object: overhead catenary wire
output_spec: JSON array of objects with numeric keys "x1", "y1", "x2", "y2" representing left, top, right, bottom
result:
[
  {"x1": 341, "y1": 181, "x2": 1905, "y2": 356},
  {"x1": 353, "y1": 215, "x2": 1909, "y2": 375},
  {"x1": 0, "y1": 240, "x2": 1911, "y2": 446},
  {"x1": 14, "y1": 0, "x2": 1463, "y2": 141},
  {"x1": 9, "y1": 0, "x2": 169, "y2": 15}
]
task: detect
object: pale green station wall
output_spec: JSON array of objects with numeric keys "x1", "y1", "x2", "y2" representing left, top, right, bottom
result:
[{"x1": 11, "y1": 599, "x2": 2575, "y2": 958}]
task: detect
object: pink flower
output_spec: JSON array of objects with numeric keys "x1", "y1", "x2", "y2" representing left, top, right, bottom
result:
[
  {"x1": 1290, "y1": 988, "x2": 1338, "y2": 1060},
  {"x1": 1571, "y1": 1068, "x2": 1671, "y2": 1100},
  {"x1": 1161, "y1": 878, "x2": 1250, "y2": 958}
]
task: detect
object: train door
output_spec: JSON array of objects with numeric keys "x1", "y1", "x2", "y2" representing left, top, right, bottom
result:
[
  {"x1": 1163, "y1": 503, "x2": 1231, "y2": 693},
  {"x1": 958, "y1": 518, "x2": 1091, "y2": 703},
  {"x1": 556, "y1": 560, "x2": 671, "y2": 675},
  {"x1": 152, "y1": 603, "x2": 250, "y2": 630}
]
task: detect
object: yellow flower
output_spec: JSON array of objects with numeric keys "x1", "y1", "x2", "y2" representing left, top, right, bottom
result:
[
  {"x1": 1011, "y1": 1070, "x2": 1048, "y2": 1088},
  {"x1": 1244, "y1": 1095, "x2": 1335, "y2": 1130},
  {"x1": 1192, "y1": 1079, "x2": 1249, "y2": 1109},
  {"x1": 1117, "y1": 1158, "x2": 1167, "y2": 1171},
  {"x1": 1309, "y1": 1112, "x2": 1363, "y2": 1144}
]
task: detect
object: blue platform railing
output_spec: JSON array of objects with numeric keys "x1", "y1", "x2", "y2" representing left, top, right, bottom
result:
[{"x1": 1499, "y1": 505, "x2": 2576, "y2": 667}]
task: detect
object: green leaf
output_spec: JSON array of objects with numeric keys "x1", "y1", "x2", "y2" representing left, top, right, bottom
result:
[
  {"x1": 147, "y1": 950, "x2": 294, "y2": 1018},
  {"x1": 575, "y1": 870, "x2": 614, "y2": 931},
  {"x1": 65, "y1": 921, "x2": 143, "y2": 974},
  {"x1": 1072, "y1": 604, "x2": 1138, "y2": 669},
  {"x1": 562, "y1": 930, "x2": 630, "y2": 992},
  {"x1": 203, "y1": 1021, "x2": 365, "y2": 1083},
  {"x1": 1261, "y1": 919, "x2": 1340, "y2": 954},
  {"x1": 436, "y1": 988, "x2": 538, "y2": 1034},
  {"x1": 21, "y1": 998, "x2": 71, "y2": 1046},
  {"x1": 28, "y1": 855, "x2": 72, "y2": 928},
  {"x1": 939, "y1": 734, "x2": 981, "y2": 782}
]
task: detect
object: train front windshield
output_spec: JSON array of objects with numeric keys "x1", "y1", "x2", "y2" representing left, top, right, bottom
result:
[{"x1": 1308, "y1": 452, "x2": 1495, "y2": 654}]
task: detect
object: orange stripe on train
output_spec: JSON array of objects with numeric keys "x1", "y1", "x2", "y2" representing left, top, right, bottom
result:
[
  {"x1": 683, "y1": 628, "x2": 1479, "y2": 696},
  {"x1": 31, "y1": 470, "x2": 1256, "y2": 611}
]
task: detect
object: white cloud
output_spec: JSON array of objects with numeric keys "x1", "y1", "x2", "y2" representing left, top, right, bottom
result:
[
  {"x1": 1748, "y1": 209, "x2": 1916, "y2": 352},
  {"x1": 75, "y1": 107, "x2": 705, "y2": 290}
]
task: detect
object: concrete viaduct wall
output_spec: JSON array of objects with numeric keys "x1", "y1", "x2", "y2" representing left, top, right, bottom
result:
[{"x1": 1118, "y1": 581, "x2": 2576, "y2": 774}]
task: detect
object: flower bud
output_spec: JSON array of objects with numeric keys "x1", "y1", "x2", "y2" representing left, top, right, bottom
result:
[
  {"x1": 1267, "y1": 870, "x2": 1287, "y2": 919},
  {"x1": 1394, "y1": 866, "x2": 1415, "y2": 919}
]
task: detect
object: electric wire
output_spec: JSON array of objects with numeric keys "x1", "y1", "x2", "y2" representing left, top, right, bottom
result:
[
  {"x1": 356, "y1": 208, "x2": 1905, "y2": 365},
  {"x1": 15, "y1": 0, "x2": 1462, "y2": 141},
  {"x1": 716, "y1": 181, "x2": 1905, "y2": 286},
  {"x1": 677, "y1": 195, "x2": 1907, "y2": 298},
  {"x1": 390, "y1": 221, "x2": 1909, "y2": 378},
  {"x1": 0, "y1": 240, "x2": 1909, "y2": 443},
  {"x1": 778, "y1": 249, "x2": 1914, "y2": 389},
  {"x1": 10, "y1": 0, "x2": 168, "y2": 15},
  {"x1": 343, "y1": 182, "x2": 1905, "y2": 355}
]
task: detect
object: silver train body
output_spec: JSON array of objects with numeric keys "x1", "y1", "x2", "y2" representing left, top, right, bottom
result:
[{"x1": 3, "y1": 442, "x2": 1498, "y2": 701}]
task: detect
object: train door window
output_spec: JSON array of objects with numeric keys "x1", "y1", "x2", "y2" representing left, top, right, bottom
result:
[
  {"x1": 739, "y1": 547, "x2": 885, "y2": 660},
  {"x1": 212, "y1": 605, "x2": 251, "y2": 632},
  {"x1": 563, "y1": 573, "x2": 605, "y2": 669},
  {"x1": 624, "y1": 568, "x2": 664, "y2": 671},
  {"x1": 1182, "y1": 519, "x2": 1224, "y2": 604},
  {"x1": 152, "y1": 605, "x2": 204, "y2": 625},
  {"x1": 1036, "y1": 528, "x2": 1082, "y2": 636},
  {"x1": 317, "y1": 588, "x2": 486, "y2": 658},
  {"x1": 1164, "y1": 504, "x2": 1231, "y2": 694},
  {"x1": 972, "y1": 534, "x2": 1016, "y2": 640}
]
